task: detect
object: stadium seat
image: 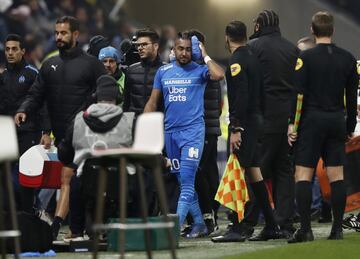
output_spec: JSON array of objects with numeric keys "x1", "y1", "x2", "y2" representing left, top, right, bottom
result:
[{"x1": 0, "y1": 116, "x2": 21, "y2": 257}]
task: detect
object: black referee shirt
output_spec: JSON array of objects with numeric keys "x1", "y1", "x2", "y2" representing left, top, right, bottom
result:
[
  {"x1": 293, "y1": 43, "x2": 358, "y2": 134},
  {"x1": 226, "y1": 46, "x2": 264, "y2": 128}
]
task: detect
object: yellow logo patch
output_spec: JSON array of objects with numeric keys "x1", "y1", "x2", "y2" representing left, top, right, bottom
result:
[
  {"x1": 295, "y1": 58, "x2": 303, "y2": 71},
  {"x1": 230, "y1": 63, "x2": 241, "y2": 76},
  {"x1": 356, "y1": 61, "x2": 360, "y2": 75}
]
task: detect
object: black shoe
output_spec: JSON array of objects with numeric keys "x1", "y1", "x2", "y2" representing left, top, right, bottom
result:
[
  {"x1": 287, "y1": 229, "x2": 314, "y2": 244},
  {"x1": 248, "y1": 226, "x2": 283, "y2": 241},
  {"x1": 211, "y1": 230, "x2": 246, "y2": 243},
  {"x1": 205, "y1": 218, "x2": 218, "y2": 235},
  {"x1": 50, "y1": 222, "x2": 60, "y2": 241},
  {"x1": 328, "y1": 229, "x2": 343, "y2": 240},
  {"x1": 235, "y1": 223, "x2": 254, "y2": 240},
  {"x1": 180, "y1": 225, "x2": 192, "y2": 237},
  {"x1": 185, "y1": 224, "x2": 208, "y2": 238},
  {"x1": 279, "y1": 226, "x2": 296, "y2": 239}
]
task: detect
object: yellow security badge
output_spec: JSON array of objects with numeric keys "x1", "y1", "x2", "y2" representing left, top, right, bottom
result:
[
  {"x1": 230, "y1": 63, "x2": 241, "y2": 76},
  {"x1": 295, "y1": 58, "x2": 303, "y2": 71}
]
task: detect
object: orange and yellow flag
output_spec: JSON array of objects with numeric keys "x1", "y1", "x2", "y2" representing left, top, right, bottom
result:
[{"x1": 215, "y1": 154, "x2": 249, "y2": 222}]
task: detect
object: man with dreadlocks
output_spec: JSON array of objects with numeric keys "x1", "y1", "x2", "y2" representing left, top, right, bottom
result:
[{"x1": 245, "y1": 9, "x2": 299, "y2": 240}]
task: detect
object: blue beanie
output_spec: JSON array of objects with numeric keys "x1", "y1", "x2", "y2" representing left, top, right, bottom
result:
[{"x1": 98, "y1": 46, "x2": 122, "y2": 63}]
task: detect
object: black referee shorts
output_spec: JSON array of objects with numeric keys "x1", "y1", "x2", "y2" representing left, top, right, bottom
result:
[
  {"x1": 234, "y1": 114, "x2": 263, "y2": 168},
  {"x1": 295, "y1": 110, "x2": 346, "y2": 168}
]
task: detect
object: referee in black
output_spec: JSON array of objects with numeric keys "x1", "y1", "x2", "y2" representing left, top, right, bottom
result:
[
  {"x1": 288, "y1": 11, "x2": 358, "y2": 243},
  {"x1": 212, "y1": 20, "x2": 280, "y2": 242}
]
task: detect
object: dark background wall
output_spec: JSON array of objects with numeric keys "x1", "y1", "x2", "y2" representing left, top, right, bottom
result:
[{"x1": 124, "y1": 0, "x2": 360, "y2": 59}]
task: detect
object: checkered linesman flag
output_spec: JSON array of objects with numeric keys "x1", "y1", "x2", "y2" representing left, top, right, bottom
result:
[{"x1": 215, "y1": 154, "x2": 249, "y2": 222}]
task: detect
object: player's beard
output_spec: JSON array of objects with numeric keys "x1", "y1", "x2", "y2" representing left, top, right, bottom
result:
[{"x1": 177, "y1": 56, "x2": 191, "y2": 65}]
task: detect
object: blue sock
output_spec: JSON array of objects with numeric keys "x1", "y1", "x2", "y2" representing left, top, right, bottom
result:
[
  {"x1": 177, "y1": 200, "x2": 190, "y2": 226},
  {"x1": 189, "y1": 192, "x2": 204, "y2": 225},
  {"x1": 175, "y1": 158, "x2": 201, "y2": 226}
]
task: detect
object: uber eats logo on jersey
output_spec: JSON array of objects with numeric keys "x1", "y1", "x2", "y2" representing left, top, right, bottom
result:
[
  {"x1": 168, "y1": 86, "x2": 188, "y2": 102},
  {"x1": 295, "y1": 58, "x2": 303, "y2": 71},
  {"x1": 230, "y1": 63, "x2": 241, "y2": 76},
  {"x1": 188, "y1": 147, "x2": 199, "y2": 159}
]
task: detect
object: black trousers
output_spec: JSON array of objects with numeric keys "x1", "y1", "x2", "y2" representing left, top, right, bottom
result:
[
  {"x1": 16, "y1": 131, "x2": 42, "y2": 213},
  {"x1": 260, "y1": 132, "x2": 294, "y2": 228},
  {"x1": 163, "y1": 171, "x2": 180, "y2": 214},
  {"x1": 195, "y1": 135, "x2": 220, "y2": 217}
]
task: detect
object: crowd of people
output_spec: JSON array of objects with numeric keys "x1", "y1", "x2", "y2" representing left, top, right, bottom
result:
[
  {"x1": 0, "y1": 0, "x2": 178, "y2": 69},
  {"x1": 0, "y1": 3, "x2": 359, "y2": 253}
]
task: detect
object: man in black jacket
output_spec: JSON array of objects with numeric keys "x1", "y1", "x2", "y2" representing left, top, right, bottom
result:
[
  {"x1": 123, "y1": 28, "x2": 166, "y2": 216},
  {"x1": 123, "y1": 28, "x2": 164, "y2": 115},
  {"x1": 0, "y1": 34, "x2": 51, "y2": 213},
  {"x1": 15, "y1": 16, "x2": 106, "y2": 239},
  {"x1": 247, "y1": 10, "x2": 299, "y2": 238}
]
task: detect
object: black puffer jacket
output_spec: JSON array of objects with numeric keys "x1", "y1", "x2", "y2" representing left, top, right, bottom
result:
[
  {"x1": 123, "y1": 57, "x2": 164, "y2": 115},
  {"x1": 204, "y1": 80, "x2": 222, "y2": 136},
  {"x1": 0, "y1": 59, "x2": 50, "y2": 132},
  {"x1": 18, "y1": 47, "x2": 106, "y2": 142},
  {"x1": 248, "y1": 26, "x2": 299, "y2": 134}
]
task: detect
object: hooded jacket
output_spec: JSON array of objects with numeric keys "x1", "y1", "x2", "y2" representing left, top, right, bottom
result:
[{"x1": 58, "y1": 103, "x2": 134, "y2": 174}]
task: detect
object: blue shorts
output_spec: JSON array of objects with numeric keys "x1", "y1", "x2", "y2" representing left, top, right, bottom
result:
[{"x1": 165, "y1": 125, "x2": 205, "y2": 174}]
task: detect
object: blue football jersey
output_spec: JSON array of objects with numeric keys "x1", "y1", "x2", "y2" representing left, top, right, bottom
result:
[{"x1": 153, "y1": 61, "x2": 209, "y2": 132}]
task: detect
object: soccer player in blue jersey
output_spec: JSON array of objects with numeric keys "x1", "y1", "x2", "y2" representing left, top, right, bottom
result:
[{"x1": 144, "y1": 31, "x2": 224, "y2": 238}]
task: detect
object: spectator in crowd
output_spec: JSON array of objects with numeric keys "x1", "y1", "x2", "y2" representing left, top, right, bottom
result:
[
  {"x1": 144, "y1": 31, "x2": 224, "y2": 238},
  {"x1": 288, "y1": 11, "x2": 358, "y2": 243},
  {"x1": 159, "y1": 24, "x2": 177, "y2": 62},
  {"x1": 212, "y1": 21, "x2": 281, "y2": 243},
  {"x1": 15, "y1": 16, "x2": 106, "y2": 240},
  {"x1": 87, "y1": 35, "x2": 110, "y2": 58},
  {"x1": 98, "y1": 46, "x2": 125, "y2": 105},
  {"x1": 0, "y1": 33, "x2": 50, "y2": 213}
]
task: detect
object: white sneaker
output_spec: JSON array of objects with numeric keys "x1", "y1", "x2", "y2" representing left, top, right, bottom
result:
[
  {"x1": 63, "y1": 233, "x2": 89, "y2": 243},
  {"x1": 37, "y1": 210, "x2": 53, "y2": 225}
]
